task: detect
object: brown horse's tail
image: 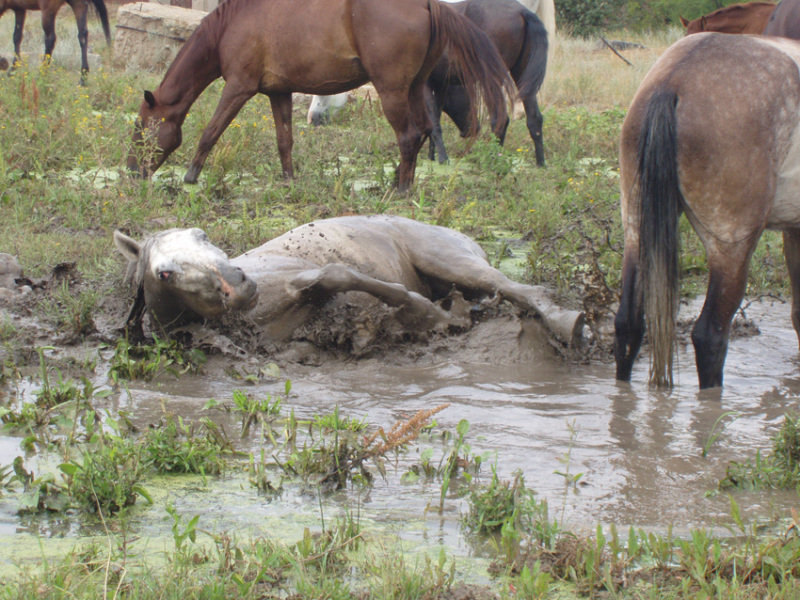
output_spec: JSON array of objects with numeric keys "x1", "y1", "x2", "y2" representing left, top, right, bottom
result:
[
  {"x1": 515, "y1": 9, "x2": 548, "y2": 101},
  {"x1": 637, "y1": 90, "x2": 682, "y2": 387},
  {"x1": 91, "y1": 0, "x2": 112, "y2": 45},
  {"x1": 427, "y1": 0, "x2": 513, "y2": 137}
]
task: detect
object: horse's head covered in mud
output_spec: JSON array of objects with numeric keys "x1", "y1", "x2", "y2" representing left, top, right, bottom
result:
[{"x1": 114, "y1": 228, "x2": 258, "y2": 330}]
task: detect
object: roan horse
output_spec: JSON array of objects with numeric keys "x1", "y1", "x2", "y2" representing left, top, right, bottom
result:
[
  {"x1": 763, "y1": 0, "x2": 800, "y2": 37},
  {"x1": 614, "y1": 32, "x2": 800, "y2": 389},
  {"x1": 679, "y1": 2, "x2": 776, "y2": 34},
  {"x1": 0, "y1": 0, "x2": 111, "y2": 76},
  {"x1": 425, "y1": 0, "x2": 548, "y2": 165},
  {"x1": 127, "y1": 0, "x2": 512, "y2": 192},
  {"x1": 114, "y1": 216, "x2": 585, "y2": 356}
]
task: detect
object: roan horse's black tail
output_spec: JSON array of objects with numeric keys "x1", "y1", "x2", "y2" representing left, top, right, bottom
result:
[
  {"x1": 91, "y1": 0, "x2": 112, "y2": 45},
  {"x1": 638, "y1": 90, "x2": 682, "y2": 386},
  {"x1": 515, "y1": 9, "x2": 548, "y2": 101}
]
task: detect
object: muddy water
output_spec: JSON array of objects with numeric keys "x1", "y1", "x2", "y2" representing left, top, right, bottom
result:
[{"x1": 2, "y1": 298, "x2": 800, "y2": 569}]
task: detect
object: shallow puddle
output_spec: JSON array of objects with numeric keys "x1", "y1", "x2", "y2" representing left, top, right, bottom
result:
[{"x1": 1, "y1": 297, "x2": 799, "y2": 573}]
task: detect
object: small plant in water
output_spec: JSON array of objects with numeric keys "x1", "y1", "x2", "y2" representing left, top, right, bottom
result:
[
  {"x1": 143, "y1": 414, "x2": 230, "y2": 475},
  {"x1": 109, "y1": 335, "x2": 206, "y2": 382},
  {"x1": 463, "y1": 467, "x2": 540, "y2": 536}
]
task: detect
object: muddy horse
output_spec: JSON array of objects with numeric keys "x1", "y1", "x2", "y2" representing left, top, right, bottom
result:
[
  {"x1": 0, "y1": 0, "x2": 110, "y2": 75},
  {"x1": 615, "y1": 32, "x2": 800, "y2": 389},
  {"x1": 114, "y1": 216, "x2": 585, "y2": 356},
  {"x1": 425, "y1": 0, "x2": 548, "y2": 165},
  {"x1": 127, "y1": 0, "x2": 511, "y2": 192},
  {"x1": 680, "y1": 2, "x2": 776, "y2": 35}
]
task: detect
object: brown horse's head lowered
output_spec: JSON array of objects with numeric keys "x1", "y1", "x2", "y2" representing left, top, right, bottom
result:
[{"x1": 127, "y1": 0, "x2": 513, "y2": 192}]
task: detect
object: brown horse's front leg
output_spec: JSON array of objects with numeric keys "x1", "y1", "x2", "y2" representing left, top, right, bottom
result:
[
  {"x1": 40, "y1": 9, "x2": 57, "y2": 60},
  {"x1": 782, "y1": 229, "x2": 800, "y2": 349},
  {"x1": 268, "y1": 93, "x2": 294, "y2": 179},
  {"x1": 185, "y1": 85, "x2": 254, "y2": 183}
]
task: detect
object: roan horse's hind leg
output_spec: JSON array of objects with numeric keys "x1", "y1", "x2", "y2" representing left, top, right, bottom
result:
[
  {"x1": 691, "y1": 240, "x2": 757, "y2": 388},
  {"x1": 782, "y1": 229, "x2": 800, "y2": 349}
]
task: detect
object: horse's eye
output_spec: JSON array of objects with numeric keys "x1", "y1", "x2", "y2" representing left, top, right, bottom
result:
[{"x1": 158, "y1": 271, "x2": 172, "y2": 281}]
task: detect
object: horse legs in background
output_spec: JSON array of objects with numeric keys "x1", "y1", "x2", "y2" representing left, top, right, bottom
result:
[
  {"x1": 12, "y1": 8, "x2": 25, "y2": 66},
  {"x1": 521, "y1": 93, "x2": 545, "y2": 166},
  {"x1": 782, "y1": 229, "x2": 800, "y2": 349},
  {"x1": 690, "y1": 239, "x2": 757, "y2": 388},
  {"x1": 269, "y1": 92, "x2": 294, "y2": 179},
  {"x1": 424, "y1": 85, "x2": 449, "y2": 163}
]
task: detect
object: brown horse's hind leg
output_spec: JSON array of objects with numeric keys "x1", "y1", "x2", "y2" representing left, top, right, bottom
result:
[
  {"x1": 782, "y1": 229, "x2": 800, "y2": 349},
  {"x1": 378, "y1": 86, "x2": 427, "y2": 192},
  {"x1": 40, "y1": 8, "x2": 57, "y2": 61},
  {"x1": 691, "y1": 242, "x2": 756, "y2": 388},
  {"x1": 268, "y1": 93, "x2": 294, "y2": 179},
  {"x1": 185, "y1": 85, "x2": 254, "y2": 183}
]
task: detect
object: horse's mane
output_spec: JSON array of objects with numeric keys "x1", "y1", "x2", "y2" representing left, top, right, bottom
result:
[
  {"x1": 158, "y1": 0, "x2": 259, "y2": 98},
  {"x1": 706, "y1": 1, "x2": 774, "y2": 18}
]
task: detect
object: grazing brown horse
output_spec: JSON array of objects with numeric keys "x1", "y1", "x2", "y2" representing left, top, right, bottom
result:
[
  {"x1": 127, "y1": 0, "x2": 512, "y2": 192},
  {"x1": 763, "y1": 0, "x2": 800, "y2": 37},
  {"x1": 426, "y1": 0, "x2": 548, "y2": 166},
  {"x1": 615, "y1": 32, "x2": 800, "y2": 389},
  {"x1": 680, "y1": 2, "x2": 776, "y2": 34},
  {"x1": 0, "y1": 0, "x2": 111, "y2": 75}
]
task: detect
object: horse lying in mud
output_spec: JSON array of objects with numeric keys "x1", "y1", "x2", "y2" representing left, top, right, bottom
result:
[
  {"x1": 114, "y1": 216, "x2": 585, "y2": 359},
  {"x1": 615, "y1": 32, "x2": 800, "y2": 389}
]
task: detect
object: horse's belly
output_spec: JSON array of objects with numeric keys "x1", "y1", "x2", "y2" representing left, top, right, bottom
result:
[{"x1": 771, "y1": 126, "x2": 800, "y2": 229}]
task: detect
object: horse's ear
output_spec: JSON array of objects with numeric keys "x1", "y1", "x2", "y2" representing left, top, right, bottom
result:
[
  {"x1": 114, "y1": 230, "x2": 141, "y2": 261},
  {"x1": 679, "y1": 16, "x2": 689, "y2": 28},
  {"x1": 700, "y1": 16, "x2": 707, "y2": 30},
  {"x1": 144, "y1": 90, "x2": 156, "y2": 109}
]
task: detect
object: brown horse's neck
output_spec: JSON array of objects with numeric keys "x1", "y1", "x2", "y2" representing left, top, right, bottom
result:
[{"x1": 155, "y1": 17, "x2": 224, "y2": 121}]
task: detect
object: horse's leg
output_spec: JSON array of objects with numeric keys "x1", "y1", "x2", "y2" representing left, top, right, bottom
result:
[
  {"x1": 184, "y1": 84, "x2": 255, "y2": 183},
  {"x1": 521, "y1": 92, "x2": 546, "y2": 166},
  {"x1": 268, "y1": 93, "x2": 294, "y2": 179},
  {"x1": 376, "y1": 86, "x2": 425, "y2": 192},
  {"x1": 289, "y1": 264, "x2": 461, "y2": 330},
  {"x1": 614, "y1": 251, "x2": 644, "y2": 381},
  {"x1": 40, "y1": 7, "x2": 57, "y2": 63},
  {"x1": 691, "y1": 241, "x2": 757, "y2": 388},
  {"x1": 782, "y1": 229, "x2": 800, "y2": 348},
  {"x1": 68, "y1": 0, "x2": 91, "y2": 77},
  {"x1": 424, "y1": 84, "x2": 448, "y2": 163},
  {"x1": 12, "y1": 9, "x2": 25, "y2": 66}
]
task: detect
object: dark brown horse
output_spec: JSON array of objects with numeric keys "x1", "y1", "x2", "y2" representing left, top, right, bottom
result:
[
  {"x1": 615, "y1": 32, "x2": 800, "y2": 389},
  {"x1": 680, "y1": 2, "x2": 776, "y2": 34},
  {"x1": 0, "y1": 0, "x2": 110, "y2": 75},
  {"x1": 763, "y1": 0, "x2": 800, "y2": 36},
  {"x1": 127, "y1": 0, "x2": 512, "y2": 192},
  {"x1": 426, "y1": 0, "x2": 548, "y2": 166}
]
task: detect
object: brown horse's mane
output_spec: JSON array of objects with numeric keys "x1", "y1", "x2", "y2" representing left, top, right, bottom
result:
[
  {"x1": 704, "y1": 1, "x2": 775, "y2": 19},
  {"x1": 156, "y1": 0, "x2": 257, "y2": 105}
]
